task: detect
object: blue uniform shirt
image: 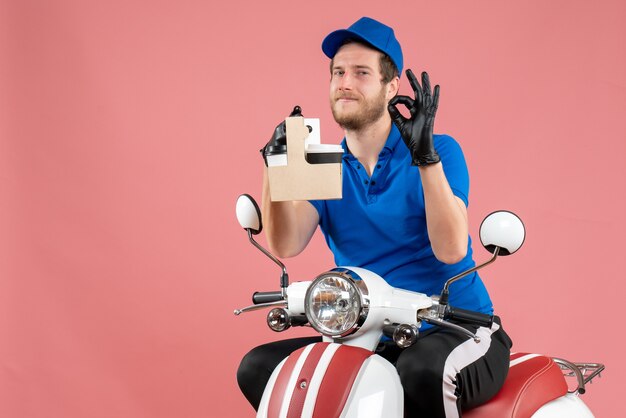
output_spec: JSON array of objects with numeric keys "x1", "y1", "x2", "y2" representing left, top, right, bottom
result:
[{"x1": 310, "y1": 125, "x2": 493, "y2": 317}]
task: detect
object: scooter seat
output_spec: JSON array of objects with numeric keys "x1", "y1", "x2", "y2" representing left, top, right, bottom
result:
[{"x1": 464, "y1": 352, "x2": 568, "y2": 418}]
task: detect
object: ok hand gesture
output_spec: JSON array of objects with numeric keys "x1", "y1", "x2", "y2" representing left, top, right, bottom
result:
[{"x1": 388, "y1": 69, "x2": 441, "y2": 166}]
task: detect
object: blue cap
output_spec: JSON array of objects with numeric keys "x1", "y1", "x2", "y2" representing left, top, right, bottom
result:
[{"x1": 322, "y1": 17, "x2": 403, "y2": 76}]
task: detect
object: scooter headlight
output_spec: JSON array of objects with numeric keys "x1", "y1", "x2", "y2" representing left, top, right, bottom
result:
[{"x1": 304, "y1": 270, "x2": 368, "y2": 337}]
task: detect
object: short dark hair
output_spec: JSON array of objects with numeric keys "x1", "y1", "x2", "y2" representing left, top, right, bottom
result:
[{"x1": 329, "y1": 39, "x2": 399, "y2": 84}]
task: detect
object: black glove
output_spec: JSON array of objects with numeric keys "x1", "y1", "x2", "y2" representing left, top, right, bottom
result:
[
  {"x1": 260, "y1": 105, "x2": 305, "y2": 166},
  {"x1": 388, "y1": 69, "x2": 441, "y2": 166}
]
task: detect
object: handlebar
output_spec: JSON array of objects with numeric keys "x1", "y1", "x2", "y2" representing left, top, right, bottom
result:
[
  {"x1": 252, "y1": 291, "x2": 284, "y2": 304},
  {"x1": 444, "y1": 307, "x2": 493, "y2": 328},
  {"x1": 382, "y1": 324, "x2": 399, "y2": 340}
]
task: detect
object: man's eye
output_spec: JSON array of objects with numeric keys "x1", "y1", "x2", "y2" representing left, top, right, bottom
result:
[{"x1": 333, "y1": 71, "x2": 344, "y2": 76}]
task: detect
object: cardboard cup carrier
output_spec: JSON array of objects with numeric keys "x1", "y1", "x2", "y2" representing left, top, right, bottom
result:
[{"x1": 267, "y1": 116, "x2": 342, "y2": 201}]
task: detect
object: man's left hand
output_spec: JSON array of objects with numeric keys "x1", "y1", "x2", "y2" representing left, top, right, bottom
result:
[{"x1": 388, "y1": 69, "x2": 441, "y2": 166}]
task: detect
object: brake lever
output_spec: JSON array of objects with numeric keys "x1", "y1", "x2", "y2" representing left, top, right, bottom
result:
[
  {"x1": 234, "y1": 300, "x2": 287, "y2": 316},
  {"x1": 417, "y1": 313, "x2": 481, "y2": 343}
]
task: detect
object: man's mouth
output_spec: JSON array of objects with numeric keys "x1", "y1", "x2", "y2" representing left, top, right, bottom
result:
[{"x1": 335, "y1": 96, "x2": 359, "y2": 103}]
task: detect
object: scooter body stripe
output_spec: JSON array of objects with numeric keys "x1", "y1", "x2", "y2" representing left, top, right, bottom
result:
[
  {"x1": 267, "y1": 344, "x2": 314, "y2": 418},
  {"x1": 300, "y1": 343, "x2": 343, "y2": 417},
  {"x1": 312, "y1": 344, "x2": 375, "y2": 418},
  {"x1": 510, "y1": 353, "x2": 540, "y2": 367},
  {"x1": 286, "y1": 343, "x2": 329, "y2": 418}
]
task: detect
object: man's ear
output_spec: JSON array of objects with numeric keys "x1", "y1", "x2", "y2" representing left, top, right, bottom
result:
[{"x1": 387, "y1": 76, "x2": 400, "y2": 99}]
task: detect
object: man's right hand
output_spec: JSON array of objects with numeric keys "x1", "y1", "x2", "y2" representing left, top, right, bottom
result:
[{"x1": 260, "y1": 105, "x2": 304, "y2": 166}]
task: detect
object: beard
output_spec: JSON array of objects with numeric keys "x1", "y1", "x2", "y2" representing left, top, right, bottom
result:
[{"x1": 331, "y1": 87, "x2": 388, "y2": 131}]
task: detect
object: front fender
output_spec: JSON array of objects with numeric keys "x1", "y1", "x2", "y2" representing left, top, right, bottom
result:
[{"x1": 257, "y1": 342, "x2": 403, "y2": 418}]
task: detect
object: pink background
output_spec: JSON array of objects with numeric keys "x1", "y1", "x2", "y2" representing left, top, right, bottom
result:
[{"x1": 1, "y1": 0, "x2": 624, "y2": 417}]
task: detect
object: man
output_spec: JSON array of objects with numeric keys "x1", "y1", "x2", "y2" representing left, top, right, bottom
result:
[{"x1": 238, "y1": 17, "x2": 512, "y2": 417}]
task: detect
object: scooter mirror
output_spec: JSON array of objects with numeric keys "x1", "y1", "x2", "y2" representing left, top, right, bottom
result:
[
  {"x1": 479, "y1": 211, "x2": 525, "y2": 256},
  {"x1": 236, "y1": 194, "x2": 262, "y2": 235}
]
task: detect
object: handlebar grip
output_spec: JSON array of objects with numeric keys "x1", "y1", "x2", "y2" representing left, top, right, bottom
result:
[
  {"x1": 382, "y1": 324, "x2": 399, "y2": 339},
  {"x1": 252, "y1": 291, "x2": 284, "y2": 304},
  {"x1": 446, "y1": 307, "x2": 493, "y2": 328}
]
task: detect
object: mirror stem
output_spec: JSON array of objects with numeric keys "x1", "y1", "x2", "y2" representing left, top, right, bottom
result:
[
  {"x1": 247, "y1": 229, "x2": 289, "y2": 291},
  {"x1": 439, "y1": 247, "x2": 501, "y2": 306}
]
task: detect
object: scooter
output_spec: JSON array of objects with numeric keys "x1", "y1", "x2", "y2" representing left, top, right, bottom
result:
[{"x1": 234, "y1": 194, "x2": 604, "y2": 417}]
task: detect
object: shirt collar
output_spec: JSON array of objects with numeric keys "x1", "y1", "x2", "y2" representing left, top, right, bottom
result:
[{"x1": 384, "y1": 123, "x2": 402, "y2": 153}]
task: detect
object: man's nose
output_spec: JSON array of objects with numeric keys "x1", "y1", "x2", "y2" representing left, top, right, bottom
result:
[{"x1": 338, "y1": 72, "x2": 354, "y2": 90}]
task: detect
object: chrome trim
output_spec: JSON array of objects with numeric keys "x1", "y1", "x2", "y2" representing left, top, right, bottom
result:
[
  {"x1": 393, "y1": 324, "x2": 419, "y2": 348},
  {"x1": 304, "y1": 270, "x2": 369, "y2": 338},
  {"x1": 553, "y1": 358, "x2": 606, "y2": 395},
  {"x1": 427, "y1": 296, "x2": 447, "y2": 319},
  {"x1": 442, "y1": 247, "x2": 500, "y2": 294},
  {"x1": 247, "y1": 229, "x2": 288, "y2": 293},
  {"x1": 267, "y1": 308, "x2": 291, "y2": 332}
]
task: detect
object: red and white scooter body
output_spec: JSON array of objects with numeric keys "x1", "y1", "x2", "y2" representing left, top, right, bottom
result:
[
  {"x1": 257, "y1": 343, "x2": 402, "y2": 418},
  {"x1": 258, "y1": 347, "x2": 596, "y2": 418},
  {"x1": 256, "y1": 267, "x2": 599, "y2": 418}
]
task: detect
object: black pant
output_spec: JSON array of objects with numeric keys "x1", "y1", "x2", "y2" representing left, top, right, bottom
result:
[{"x1": 237, "y1": 316, "x2": 512, "y2": 417}]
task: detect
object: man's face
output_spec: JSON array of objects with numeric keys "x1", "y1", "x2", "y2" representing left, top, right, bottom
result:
[{"x1": 329, "y1": 42, "x2": 396, "y2": 131}]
